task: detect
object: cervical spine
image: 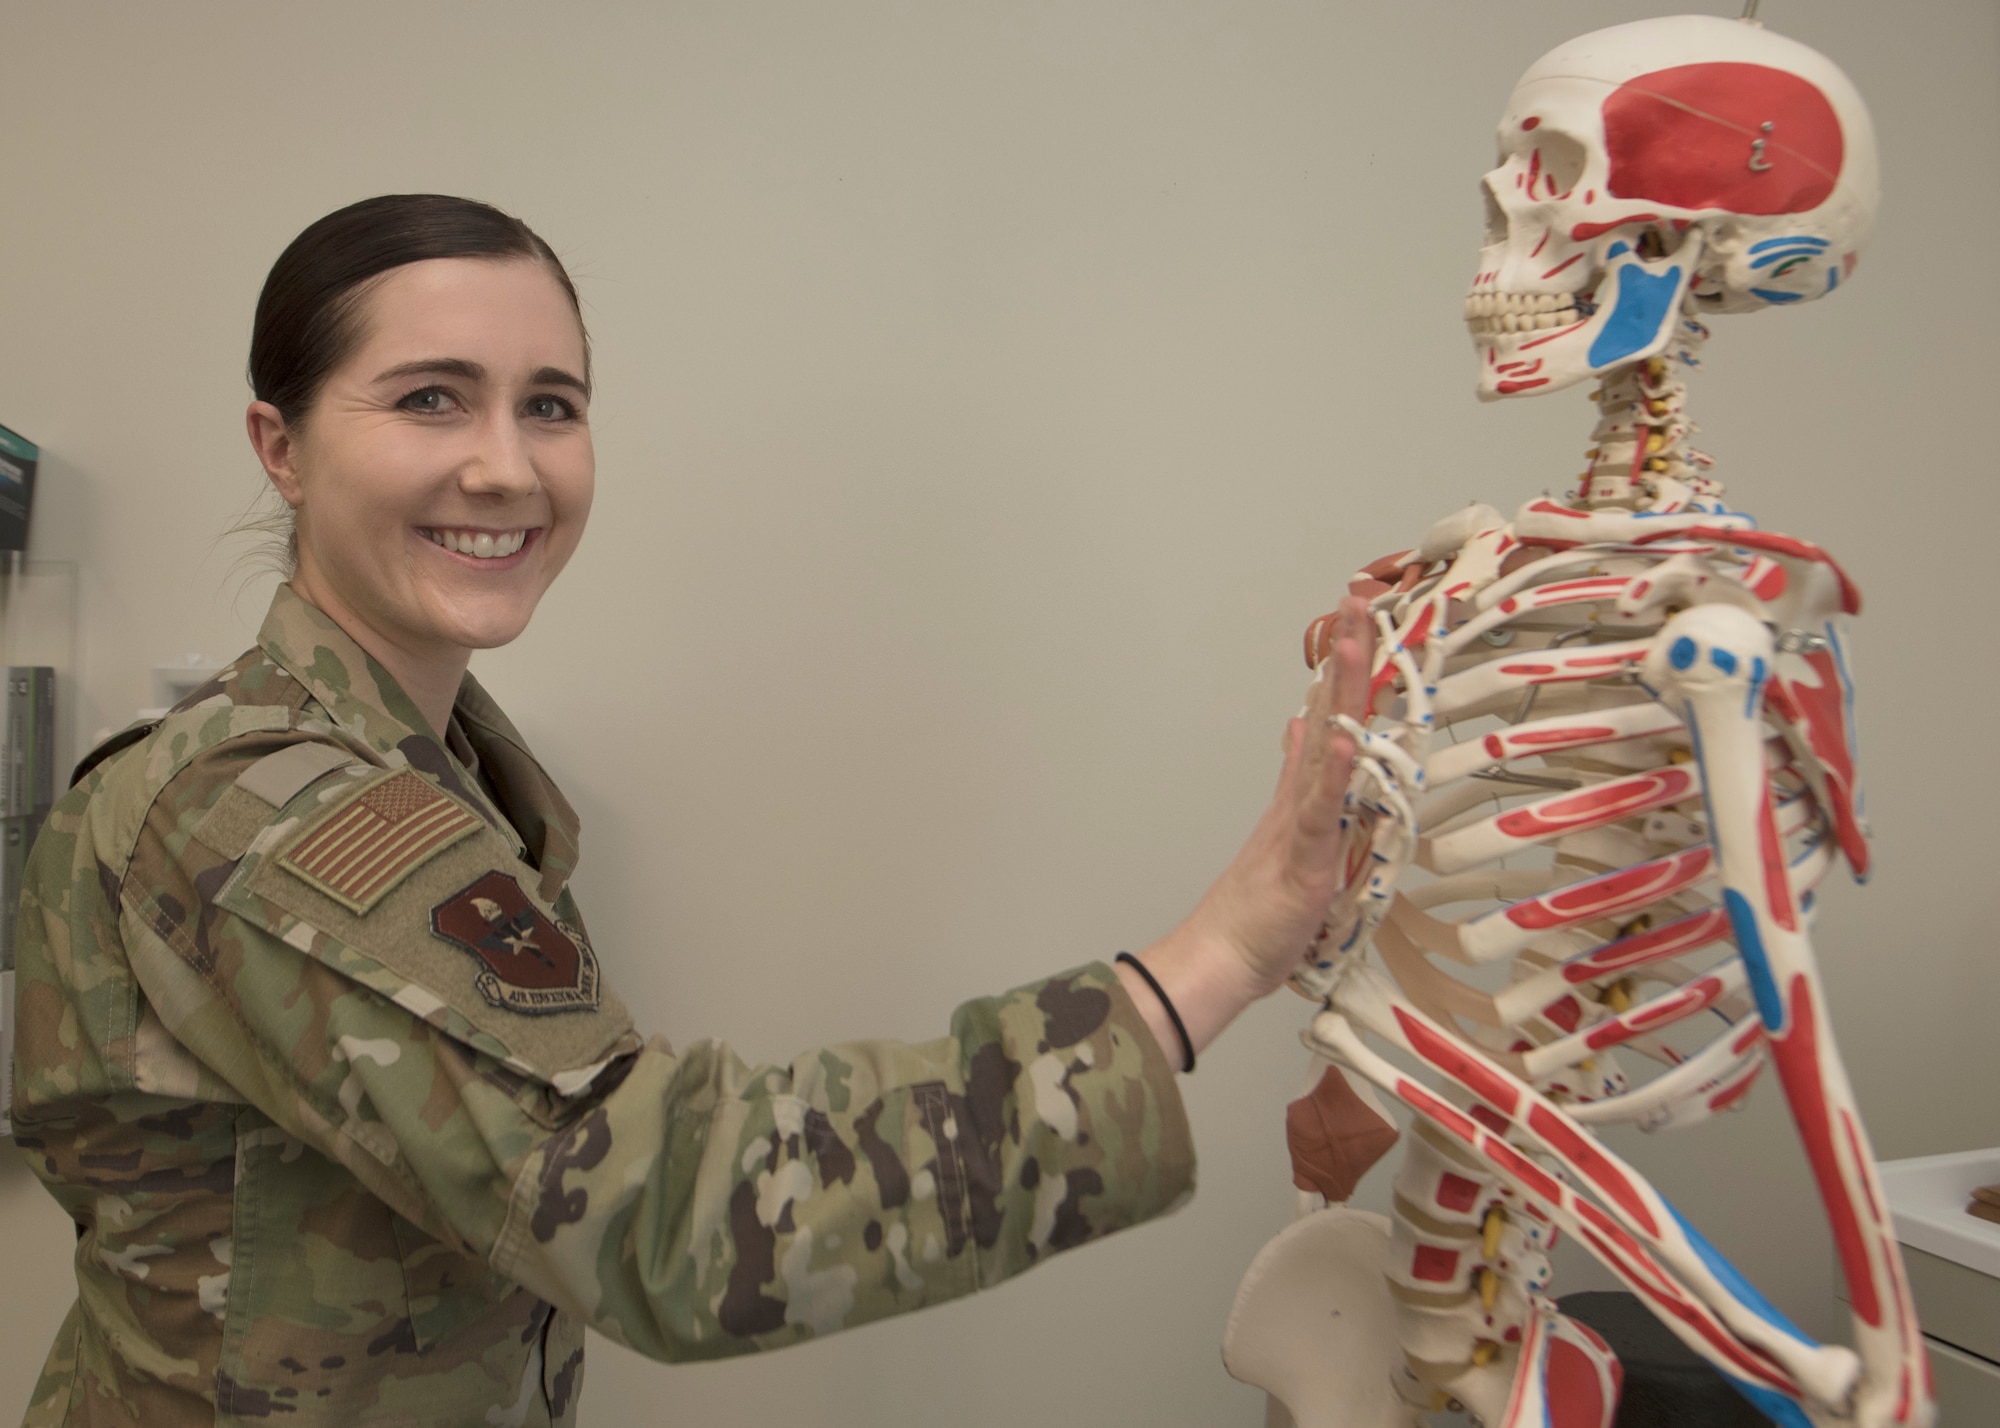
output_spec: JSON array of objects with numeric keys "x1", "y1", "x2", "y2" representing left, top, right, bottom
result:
[{"x1": 1577, "y1": 315, "x2": 1712, "y2": 509}]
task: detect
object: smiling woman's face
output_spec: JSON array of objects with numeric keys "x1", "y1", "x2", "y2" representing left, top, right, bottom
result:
[{"x1": 258, "y1": 255, "x2": 595, "y2": 675}]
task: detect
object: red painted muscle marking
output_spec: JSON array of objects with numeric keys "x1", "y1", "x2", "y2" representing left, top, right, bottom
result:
[
  {"x1": 1522, "y1": 117, "x2": 1541, "y2": 130},
  {"x1": 1542, "y1": 252, "x2": 1587, "y2": 279},
  {"x1": 1843, "y1": 1111, "x2": 1884, "y2": 1228},
  {"x1": 1585, "y1": 975, "x2": 1725, "y2": 1052},
  {"x1": 1770, "y1": 976, "x2": 1882, "y2": 1327},
  {"x1": 1498, "y1": 378, "x2": 1551, "y2": 393},
  {"x1": 1510, "y1": 725, "x2": 1619, "y2": 749},
  {"x1": 1570, "y1": 214, "x2": 1662, "y2": 242},
  {"x1": 1502, "y1": 664, "x2": 1558, "y2": 676},
  {"x1": 1771, "y1": 647, "x2": 1870, "y2": 877},
  {"x1": 1520, "y1": 322, "x2": 1589, "y2": 350},
  {"x1": 1525, "y1": 576, "x2": 1629, "y2": 603},
  {"x1": 1547, "y1": 1338, "x2": 1607, "y2": 1428},
  {"x1": 1484, "y1": 1137, "x2": 1563, "y2": 1204},
  {"x1": 1709, "y1": 1062, "x2": 1762, "y2": 1113},
  {"x1": 1398, "y1": 1008, "x2": 1522, "y2": 1115},
  {"x1": 1563, "y1": 906, "x2": 1731, "y2": 983},
  {"x1": 1496, "y1": 767, "x2": 1695, "y2": 841},
  {"x1": 1412, "y1": 1244, "x2": 1461, "y2": 1282},
  {"x1": 1743, "y1": 557, "x2": 1788, "y2": 601},
  {"x1": 1531, "y1": 228, "x2": 1551, "y2": 259},
  {"x1": 1625, "y1": 975, "x2": 1723, "y2": 1031},
  {"x1": 1757, "y1": 796, "x2": 1799, "y2": 931},
  {"x1": 1604, "y1": 64, "x2": 1842, "y2": 214},
  {"x1": 1526, "y1": 499, "x2": 1591, "y2": 519},
  {"x1": 1471, "y1": 1103, "x2": 1512, "y2": 1135},
  {"x1": 1399, "y1": 1081, "x2": 1479, "y2": 1143},
  {"x1": 1572, "y1": 1203, "x2": 1658, "y2": 1288},
  {"x1": 1530, "y1": 1104, "x2": 1660, "y2": 1237},
  {"x1": 1437, "y1": 1172, "x2": 1483, "y2": 1213},
  {"x1": 1637, "y1": 527, "x2": 1861, "y2": 614},
  {"x1": 1576, "y1": 1224, "x2": 1796, "y2": 1392},
  {"x1": 1503, "y1": 846, "x2": 1713, "y2": 933}
]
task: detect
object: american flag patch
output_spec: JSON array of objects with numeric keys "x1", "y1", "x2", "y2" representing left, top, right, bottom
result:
[{"x1": 278, "y1": 769, "x2": 481, "y2": 913}]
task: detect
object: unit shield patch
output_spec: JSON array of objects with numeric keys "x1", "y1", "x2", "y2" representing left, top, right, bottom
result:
[
  {"x1": 430, "y1": 871, "x2": 600, "y2": 1015},
  {"x1": 278, "y1": 768, "x2": 481, "y2": 913}
]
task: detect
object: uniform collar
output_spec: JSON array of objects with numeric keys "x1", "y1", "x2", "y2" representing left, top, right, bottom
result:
[{"x1": 256, "y1": 583, "x2": 582, "y2": 903}]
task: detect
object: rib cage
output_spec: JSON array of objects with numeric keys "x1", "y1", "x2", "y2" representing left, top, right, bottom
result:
[{"x1": 1302, "y1": 506, "x2": 1865, "y2": 1132}]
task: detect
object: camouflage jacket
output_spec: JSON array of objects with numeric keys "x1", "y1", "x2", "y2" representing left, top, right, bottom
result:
[{"x1": 11, "y1": 585, "x2": 1195, "y2": 1427}]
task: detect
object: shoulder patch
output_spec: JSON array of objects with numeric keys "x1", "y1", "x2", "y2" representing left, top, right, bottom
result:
[
  {"x1": 278, "y1": 768, "x2": 481, "y2": 914},
  {"x1": 431, "y1": 871, "x2": 601, "y2": 1016}
]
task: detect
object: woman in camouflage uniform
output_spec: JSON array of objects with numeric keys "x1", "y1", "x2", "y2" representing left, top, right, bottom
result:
[{"x1": 10, "y1": 195, "x2": 1371, "y2": 1427}]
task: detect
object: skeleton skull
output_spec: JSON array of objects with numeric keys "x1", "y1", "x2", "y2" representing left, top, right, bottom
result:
[{"x1": 1467, "y1": 15, "x2": 1879, "y2": 400}]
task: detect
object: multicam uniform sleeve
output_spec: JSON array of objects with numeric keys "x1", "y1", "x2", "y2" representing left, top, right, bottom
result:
[{"x1": 115, "y1": 735, "x2": 1196, "y2": 1361}]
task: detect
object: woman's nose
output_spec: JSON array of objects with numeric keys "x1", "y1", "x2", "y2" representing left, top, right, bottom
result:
[{"x1": 458, "y1": 414, "x2": 540, "y2": 498}]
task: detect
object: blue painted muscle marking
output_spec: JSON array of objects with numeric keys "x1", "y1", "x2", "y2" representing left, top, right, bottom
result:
[
  {"x1": 1665, "y1": 1200, "x2": 1819, "y2": 1347},
  {"x1": 1607, "y1": 240, "x2": 1630, "y2": 258},
  {"x1": 1750, "y1": 235, "x2": 1828, "y2": 253},
  {"x1": 1670, "y1": 636, "x2": 1699, "y2": 670},
  {"x1": 1826, "y1": 623, "x2": 1859, "y2": 763},
  {"x1": 1745, "y1": 655, "x2": 1767, "y2": 719},
  {"x1": 1825, "y1": 268, "x2": 1840, "y2": 292},
  {"x1": 1750, "y1": 249, "x2": 1824, "y2": 270},
  {"x1": 1710, "y1": 647, "x2": 1738, "y2": 675},
  {"x1": 1724, "y1": 888, "x2": 1786, "y2": 1031},
  {"x1": 1588, "y1": 265, "x2": 1684, "y2": 368},
  {"x1": 1725, "y1": 1378, "x2": 1815, "y2": 1428},
  {"x1": 1750, "y1": 287, "x2": 1806, "y2": 304}
]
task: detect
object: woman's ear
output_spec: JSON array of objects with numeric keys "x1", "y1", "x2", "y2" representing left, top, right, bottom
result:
[{"x1": 246, "y1": 400, "x2": 306, "y2": 508}]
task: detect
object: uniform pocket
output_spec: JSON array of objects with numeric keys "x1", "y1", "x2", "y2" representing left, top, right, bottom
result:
[{"x1": 390, "y1": 1210, "x2": 522, "y2": 1353}]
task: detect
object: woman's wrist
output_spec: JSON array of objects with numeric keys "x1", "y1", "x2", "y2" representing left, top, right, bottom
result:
[{"x1": 1113, "y1": 920, "x2": 1270, "y2": 1072}]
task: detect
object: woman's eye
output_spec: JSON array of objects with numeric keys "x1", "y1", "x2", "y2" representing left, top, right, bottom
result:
[
  {"x1": 399, "y1": 387, "x2": 456, "y2": 414},
  {"x1": 526, "y1": 395, "x2": 579, "y2": 421}
]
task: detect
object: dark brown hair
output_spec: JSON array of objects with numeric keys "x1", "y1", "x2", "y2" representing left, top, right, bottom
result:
[{"x1": 249, "y1": 193, "x2": 589, "y2": 429}]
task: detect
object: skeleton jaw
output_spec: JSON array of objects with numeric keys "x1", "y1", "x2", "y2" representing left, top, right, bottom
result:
[{"x1": 1470, "y1": 230, "x2": 1704, "y2": 401}]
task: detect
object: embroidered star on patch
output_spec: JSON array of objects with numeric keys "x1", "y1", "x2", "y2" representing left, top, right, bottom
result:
[{"x1": 278, "y1": 769, "x2": 481, "y2": 913}]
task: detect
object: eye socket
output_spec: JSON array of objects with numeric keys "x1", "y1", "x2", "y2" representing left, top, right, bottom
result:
[
  {"x1": 1531, "y1": 130, "x2": 1588, "y2": 200},
  {"x1": 1482, "y1": 180, "x2": 1507, "y2": 246}
]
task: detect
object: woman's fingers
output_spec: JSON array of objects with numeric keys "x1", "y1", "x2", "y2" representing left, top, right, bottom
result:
[
  {"x1": 1328, "y1": 596, "x2": 1373, "y2": 725},
  {"x1": 1297, "y1": 596, "x2": 1375, "y2": 838}
]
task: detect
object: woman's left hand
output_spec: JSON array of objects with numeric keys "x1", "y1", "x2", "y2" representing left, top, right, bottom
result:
[{"x1": 1114, "y1": 595, "x2": 1376, "y2": 1069}]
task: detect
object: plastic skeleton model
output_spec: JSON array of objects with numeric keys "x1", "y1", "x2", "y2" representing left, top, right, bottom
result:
[{"x1": 1223, "y1": 16, "x2": 1933, "y2": 1428}]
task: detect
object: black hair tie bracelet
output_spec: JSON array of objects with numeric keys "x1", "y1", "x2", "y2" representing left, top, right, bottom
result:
[{"x1": 1115, "y1": 952, "x2": 1195, "y2": 1074}]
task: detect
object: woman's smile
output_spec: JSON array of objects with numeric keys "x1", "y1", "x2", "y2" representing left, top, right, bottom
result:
[{"x1": 417, "y1": 525, "x2": 538, "y2": 563}]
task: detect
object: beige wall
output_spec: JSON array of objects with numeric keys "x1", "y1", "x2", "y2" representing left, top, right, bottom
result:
[{"x1": 2, "y1": 1, "x2": 1995, "y2": 1422}]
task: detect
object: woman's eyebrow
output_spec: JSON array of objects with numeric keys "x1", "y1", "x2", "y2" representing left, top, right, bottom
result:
[
  {"x1": 371, "y1": 357, "x2": 587, "y2": 395},
  {"x1": 530, "y1": 366, "x2": 589, "y2": 395},
  {"x1": 374, "y1": 356, "x2": 485, "y2": 384}
]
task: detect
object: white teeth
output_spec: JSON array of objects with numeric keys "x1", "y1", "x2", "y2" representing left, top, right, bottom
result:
[
  {"x1": 427, "y1": 529, "x2": 527, "y2": 559},
  {"x1": 1463, "y1": 290, "x2": 1582, "y2": 336}
]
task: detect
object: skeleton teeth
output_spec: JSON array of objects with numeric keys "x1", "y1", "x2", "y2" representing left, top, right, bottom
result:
[
  {"x1": 1464, "y1": 291, "x2": 1583, "y2": 336},
  {"x1": 426, "y1": 528, "x2": 528, "y2": 559}
]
